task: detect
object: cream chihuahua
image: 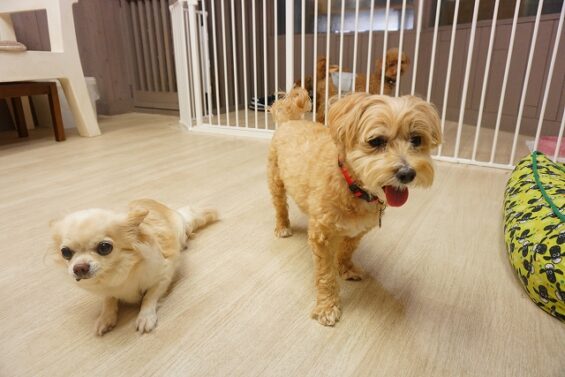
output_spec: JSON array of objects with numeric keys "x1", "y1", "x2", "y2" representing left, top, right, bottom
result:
[{"x1": 50, "y1": 199, "x2": 217, "y2": 335}]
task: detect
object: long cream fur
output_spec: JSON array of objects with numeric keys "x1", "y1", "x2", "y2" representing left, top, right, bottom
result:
[{"x1": 50, "y1": 199, "x2": 217, "y2": 335}]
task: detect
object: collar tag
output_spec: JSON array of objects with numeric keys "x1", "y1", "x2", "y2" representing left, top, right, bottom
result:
[{"x1": 379, "y1": 207, "x2": 385, "y2": 228}]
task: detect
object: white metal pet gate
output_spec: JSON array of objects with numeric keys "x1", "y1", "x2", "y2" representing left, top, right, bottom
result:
[{"x1": 170, "y1": 0, "x2": 565, "y2": 169}]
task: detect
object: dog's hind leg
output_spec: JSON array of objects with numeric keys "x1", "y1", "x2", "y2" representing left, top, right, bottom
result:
[
  {"x1": 337, "y1": 234, "x2": 366, "y2": 281},
  {"x1": 268, "y1": 146, "x2": 292, "y2": 238}
]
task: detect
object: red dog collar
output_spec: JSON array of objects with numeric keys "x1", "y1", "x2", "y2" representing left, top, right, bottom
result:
[{"x1": 338, "y1": 160, "x2": 384, "y2": 204}]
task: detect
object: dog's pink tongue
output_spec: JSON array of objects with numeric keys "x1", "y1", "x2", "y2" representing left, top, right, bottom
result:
[{"x1": 383, "y1": 186, "x2": 409, "y2": 207}]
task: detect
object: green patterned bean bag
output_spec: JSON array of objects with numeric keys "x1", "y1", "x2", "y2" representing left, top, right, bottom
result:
[{"x1": 504, "y1": 152, "x2": 565, "y2": 322}]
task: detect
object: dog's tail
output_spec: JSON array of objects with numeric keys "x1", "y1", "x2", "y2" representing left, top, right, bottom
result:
[
  {"x1": 269, "y1": 87, "x2": 312, "y2": 123},
  {"x1": 178, "y1": 206, "x2": 218, "y2": 236}
]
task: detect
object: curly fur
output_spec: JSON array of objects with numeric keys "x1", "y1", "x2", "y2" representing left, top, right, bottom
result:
[
  {"x1": 267, "y1": 87, "x2": 440, "y2": 326},
  {"x1": 315, "y1": 48, "x2": 410, "y2": 123},
  {"x1": 270, "y1": 89, "x2": 312, "y2": 123}
]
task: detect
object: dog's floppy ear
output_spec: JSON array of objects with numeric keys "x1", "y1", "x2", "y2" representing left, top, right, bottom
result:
[
  {"x1": 385, "y1": 48, "x2": 410, "y2": 72},
  {"x1": 327, "y1": 92, "x2": 379, "y2": 159},
  {"x1": 374, "y1": 58, "x2": 383, "y2": 75},
  {"x1": 316, "y1": 56, "x2": 328, "y2": 80},
  {"x1": 126, "y1": 208, "x2": 149, "y2": 228},
  {"x1": 401, "y1": 51, "x2": 410, "y2": 69},
  {"x1": 385, "y1": 48, "x2": 398, "y2": 66},
  {"x1": 406, "y1": 96, "x2": 442, "y2": 148},
  {"x1": 118, "y1": 208, "x2": 149, "y2": 242},
  {"x1": 427, "y1": 106, "x2": 442, "y2": 148}
]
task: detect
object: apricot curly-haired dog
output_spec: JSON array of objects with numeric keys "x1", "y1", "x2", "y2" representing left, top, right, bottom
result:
[
  {"x1": 50, "y1": 199, "x2": 217, "y2": 335},
  {"x1": 268, "y1": 88, "x2": 441, "y2": 326},
  {"x1": 315, "y1": 48, "x2": 410, "y2": 123},
  {"x1": 362, "y1": 47, "x2": 410, "y2": 95}
]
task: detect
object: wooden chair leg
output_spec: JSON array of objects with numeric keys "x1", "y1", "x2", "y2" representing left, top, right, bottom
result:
[
  {"x1": 28, "y1": 95, "x2": 39, "y2": 128},
  {"x1": 47, "y1": 82, "x2": 65, "y2": 142},
  {"x1": 11, "y1": 97, "x2": 28, "y2": 138}
]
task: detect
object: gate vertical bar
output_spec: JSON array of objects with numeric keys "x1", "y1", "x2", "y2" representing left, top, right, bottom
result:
[
  {"x1": 285, "y1": 0, "x2": 294, "y2": 91},
  {"x1": 489, "y1": 0, "x2": 521, "y2": 163},
  {"x1": 170, "y1": 0, "x2": 192, "y2": 128},
  {"x1": 337, "y1": 0, "x2": 345, "y2": 98},
  {"x1": 380, "y1": 0, "x2": 390, "y2": 95},
  {"x1": 351, "y1": 0, "x2": 360, "y2": 92},
  {"x1": 472, "y1": 0, "x2": 500, "y2": 161},
  {"x1": 509, "y1": 0, "x2": 544, "y2": 164},
  {"x1": 312, "y1": 0, "x2": 318, "y2": 121},
  {"x1": 300, "y1": 0, "x2": 305, "y2": 88},
  {"x1": 410, "y1": 0, "x2": 423, "y2": 95},
  {"x1": 534, "y1": 2, "x2": 565, "y2": 151},
  {"x1": 437, "y1": 0, "x2": 460, "y2": 157},
  {"x1": 230, "y1": 0, "x2": 239, "y2": 127},
  {"x1": 323, "y1": 0, "x2": 331, "y2": 124},
  {"x1": 426, "y1": 0, "x2": 441, "y2": 101},
  {"x1": 220, "y1": 0, "x2": 230, "y2": 125},
  {"x1": 252, "y1": 0, "x2": 258, "y2": 128},
  {"x1": 241, "y1": 0, "x2": 249, "y2": 127},
  {"x1": 275, "y1": 0, "x2": 279, "y2": 95},
  {"x1": 453, "y1": 0, "x2": 480, "y2": 158},
  {"x1": 209, "y1": 0, "x2": 222, "y2": 126},
  {"x1": 554, "y1": 108, "x2": 565, "y2": 162},
  {"x1": 201, "y1": 0, "x2": 214, "y2": 124},
  {"x1": 187, "y1": 0, "x2": 203, "y2": 126},
  {"x1": 365, "y1": 0, "x2": 376, "y2": 93},
  {"x1": 263, "y1": 0, "x2": 269, "y2": 129},
  {"x1": 395, "y1": 0, "x2": 407, "y2": 97}
]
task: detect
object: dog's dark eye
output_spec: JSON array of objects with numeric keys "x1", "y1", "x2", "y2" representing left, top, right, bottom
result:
[
  {"x1": 97, "y1": 241, "x2": 113, "y2": 256},
  {"x1": 61, "y1": 247, "x2": 73, "y2": 260},
  {"x1": 410, "y1": 135, "x2": 422, "y2": 147},
  {"x1": 368, "y1": 137, "x2": 387, "y2": 149}
]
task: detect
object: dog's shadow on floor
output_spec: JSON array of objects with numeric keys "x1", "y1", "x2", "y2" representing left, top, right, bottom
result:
[
  {"x1": 111, "y1": 303, "x2": 142, "y2": 333},
  {"x1": 107, "y1": 221, "x2": 220, "y2": 335},
  {"x1": 275, "y1": 221, "x2": 406, "y2": 323},
  {"x1": 107, "y1": 269, "x2": 189, "y2": 334},
  {"x1": 341, "y1": 273, "x2": 405, "y2": 325},
  {"x1": 288, "y1": 225, "x2": 308, "y2": 235}
]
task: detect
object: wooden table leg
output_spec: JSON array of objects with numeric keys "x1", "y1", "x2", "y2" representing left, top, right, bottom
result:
[
  {"x1": 47, "y1": 82, "x2": 65, "y2": 142},
  {"x1": 11, "y1": 97, "x2": 29, "y2": 138},
  {"x1": 28, "y1": 96, "x2": 39, "y2": 128}
]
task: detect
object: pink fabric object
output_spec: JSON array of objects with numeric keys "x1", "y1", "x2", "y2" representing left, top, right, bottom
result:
[
  {"x1": 0, "y1": 40, "x2": 26, "y2": 52},
  {"x1": 537, "y1": 136, "x2": 565, "y2": 158}
]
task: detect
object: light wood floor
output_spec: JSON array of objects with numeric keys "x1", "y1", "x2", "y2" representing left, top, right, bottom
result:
[{"x1": 0, "y1": 113, "x2": 563, "y2": 377}]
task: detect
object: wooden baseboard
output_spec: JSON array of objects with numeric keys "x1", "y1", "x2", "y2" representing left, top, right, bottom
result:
[
  {"x1": 96, "y1": 99, "x2": 135, "y2": 115},
  {"x1": 133, "y1": 107, "x2": 180, "y2": 116},
  {"x1": 133, "y1": 91, "x2": 179, "y2": 111}
]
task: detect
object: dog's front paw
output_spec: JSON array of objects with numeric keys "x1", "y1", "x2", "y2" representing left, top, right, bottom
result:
[
  {"x1": 136, "y1": 310, "x2": 158, "y2": 333},
  {"x1": 338, "y1": 263, "x2": 365, "y2": 281},
  {"x1": 274, "y1": 226, "x2": 293, "y2": 238},
  {"x1": 311, "y1": 303, "x2": 342, "y2": 326},
  {"x1": 95, "y1": 312, "x2": 118, "y2": 336}
]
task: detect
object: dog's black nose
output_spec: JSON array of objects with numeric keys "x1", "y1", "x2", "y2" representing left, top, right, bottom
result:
[
  {"x1": 396, "y1": 166, "x2": 416, "y2": 184},
  {"x1": 73, "y1": 263, "x2": 90, "y2": 277}
]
